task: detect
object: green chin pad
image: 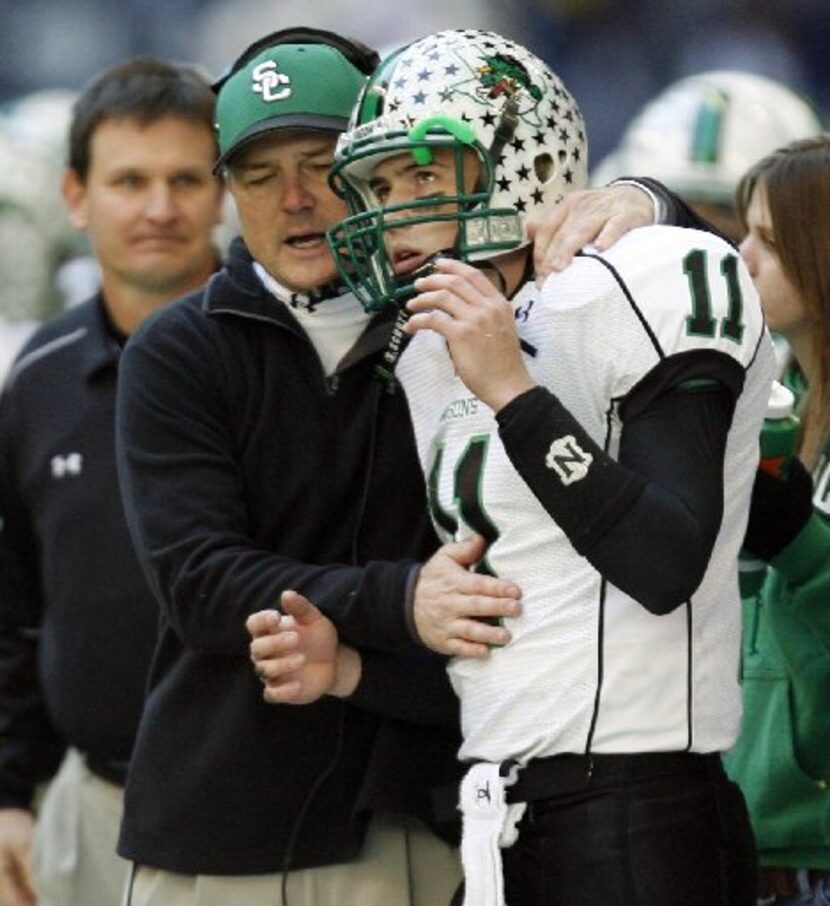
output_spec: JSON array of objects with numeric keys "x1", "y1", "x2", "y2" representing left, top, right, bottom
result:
[{"x1": 407, "y1": 115, "x2": 478, "y2": 165}]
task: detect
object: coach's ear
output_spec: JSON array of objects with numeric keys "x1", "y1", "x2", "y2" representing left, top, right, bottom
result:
[{"x1": 62, "y1": 168, "x2": 90, "y2": 232}]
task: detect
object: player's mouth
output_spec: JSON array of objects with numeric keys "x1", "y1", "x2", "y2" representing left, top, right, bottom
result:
[{"x1": 392, "y1": 248, "x2": 430, "y2": 275}]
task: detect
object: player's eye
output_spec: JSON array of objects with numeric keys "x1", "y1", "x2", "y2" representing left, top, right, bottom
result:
[
  {"x1": 415, "y1": 169, "x2": 439, "y2": 187},
  {"x1": 369, "y1": 180, "x2": 390, "y2": 204}
]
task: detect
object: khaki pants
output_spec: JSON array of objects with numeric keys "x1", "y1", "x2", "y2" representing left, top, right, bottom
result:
[
  {"x1": 124, "y1": 812, "x2": 461, "y2": 906},
  {"x1": 34, "y1": 749, "x2": 129, "y2": 906}
]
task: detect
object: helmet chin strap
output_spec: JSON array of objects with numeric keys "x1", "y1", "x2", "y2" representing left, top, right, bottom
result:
[
  {"x1": 391, "y1": 248, "x2": 457, "y2": 299},
  {"x1": 394, "y1": 247, "x2": 509, "y2": 298},
  {"x1": 377, "y1": 242, "x2": 531, "y2": 391}
]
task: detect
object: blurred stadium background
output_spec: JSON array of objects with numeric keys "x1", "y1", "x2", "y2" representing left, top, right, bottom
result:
[
  {"x1": 0, "y1": 0, "x2": 826, "y2": 355},
  {"x1": 1, "y1": 0, "x2": 826, "y2": 165}
]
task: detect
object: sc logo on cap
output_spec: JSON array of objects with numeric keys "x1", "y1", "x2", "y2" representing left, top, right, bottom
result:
[{"x1": 252, "y1": 61, "x2": 291, "y2": 102}]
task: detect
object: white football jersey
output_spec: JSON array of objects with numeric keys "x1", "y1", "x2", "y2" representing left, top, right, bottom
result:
[{"x1": 396, "y1": 225, "x2": 775, "y2": 764}]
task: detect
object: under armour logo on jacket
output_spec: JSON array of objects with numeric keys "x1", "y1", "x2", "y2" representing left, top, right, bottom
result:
[{"x1": 51, "y1": 453, "x2": 83, "y2": 478}]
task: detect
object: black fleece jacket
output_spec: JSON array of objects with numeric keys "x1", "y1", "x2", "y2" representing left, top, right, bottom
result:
[
  {"x1": 115, "y1": 239, "x2": 461, "y2": 874},
  {"x1": 0, "y1": 297, "x2": 159, "y2": 806}
]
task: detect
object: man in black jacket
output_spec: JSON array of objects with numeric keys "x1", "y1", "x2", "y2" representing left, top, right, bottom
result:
[
  {"x1": 116, "y1": 30, "x2": 477, "y2": 906},
  {"x1": 0, "y1": 59, "x2": 223, "y2": 906}
]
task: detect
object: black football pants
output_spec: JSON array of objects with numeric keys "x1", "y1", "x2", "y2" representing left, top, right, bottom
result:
[{"x1": 499, "y1": 754, "x2": 757, "y2": 905}]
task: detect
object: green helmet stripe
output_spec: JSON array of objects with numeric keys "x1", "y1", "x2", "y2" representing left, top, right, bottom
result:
[{"x1": 690, "y1": 89, "x2": 727, "y2": 164}]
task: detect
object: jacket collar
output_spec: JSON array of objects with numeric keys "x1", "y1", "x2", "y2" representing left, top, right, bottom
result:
[
  {"x1": 203, "y1": 238, "x2": 339, "y2": 329},
  {"x1": 203, "y1": 237, "x2": 402, "y2": 367},
  {"x1": 82, "y1": 293, "x2": 123, "y2": 381}
]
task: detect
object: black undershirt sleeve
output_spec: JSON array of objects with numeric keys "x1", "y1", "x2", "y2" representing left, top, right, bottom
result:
[
  {"x1": 627, "y1": 177, "x2": 735, "y2": 245},
  {"x1": 742, "y1": 457, "x2": 815, "y2": 561},
  {"x1": 495, "y1": 352, "x2": 743, "y2": 615}
]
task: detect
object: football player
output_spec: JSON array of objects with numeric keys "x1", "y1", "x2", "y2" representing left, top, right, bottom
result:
[
  {"x1": 252, "y1": 28, "x2": 776, "y2": 906},
  {"x1": 591, "y1": 70, "x2": 823, "y2": 242}
]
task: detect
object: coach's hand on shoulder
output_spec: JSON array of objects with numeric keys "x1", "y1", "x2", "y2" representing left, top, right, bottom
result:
[
  {"x1": 0, "y1": 808, "x2": 36, "y2": 906},
  {"x1": 530, "y1": 182, "x2": 655, "y2": 283},
  {"x1": 247, "y1": 591, "x2": 361, "y2": 705},
  {"x1": 412, "y1": 536, "x2": 521, "y2": 659}
]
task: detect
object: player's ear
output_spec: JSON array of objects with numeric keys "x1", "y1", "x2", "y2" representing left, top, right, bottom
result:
[{"x1": 62, "y1": 168, "x2": 89, "y2": 231}]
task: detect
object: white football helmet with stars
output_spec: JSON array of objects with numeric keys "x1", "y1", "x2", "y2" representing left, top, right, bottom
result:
[{"x1": 327, "y1": 29, "x2": 588, "y2": 310}]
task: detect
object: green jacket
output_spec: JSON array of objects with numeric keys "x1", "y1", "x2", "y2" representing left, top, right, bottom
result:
[{"x1": 725, "y1": 427, "x2": 830, "y2": 869}]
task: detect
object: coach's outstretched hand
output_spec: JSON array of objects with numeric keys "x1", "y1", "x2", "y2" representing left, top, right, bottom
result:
[{"x1": 247, "y1": 590, "x2": 361, "y2": 705}]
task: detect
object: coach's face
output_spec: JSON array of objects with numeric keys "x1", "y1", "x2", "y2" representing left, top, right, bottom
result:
[
  {"x1": 63, "y1": 115, "x2": 222, "y2": 301},
  {"x1": 225, "y1": 130, "x2": 346, "y2": 292}
]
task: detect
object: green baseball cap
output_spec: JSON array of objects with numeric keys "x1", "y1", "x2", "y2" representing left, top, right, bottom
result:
[{"x1": 214, "y1": 42, "x2": 369, "y2": 171}]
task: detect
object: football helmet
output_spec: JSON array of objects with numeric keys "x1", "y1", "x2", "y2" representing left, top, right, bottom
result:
[
  {"x1": 0, "y1": 128, "x2": 66, "y2": 321},
  {"x1": 0, "y1": 89, "x2": 89, "y2": 321},
  {"x1": 327, "y1": 29, "x2": 587, "y2": 311},
  {"x1": 591, "y1": 70, "x2": 823, "y2": 205}
]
